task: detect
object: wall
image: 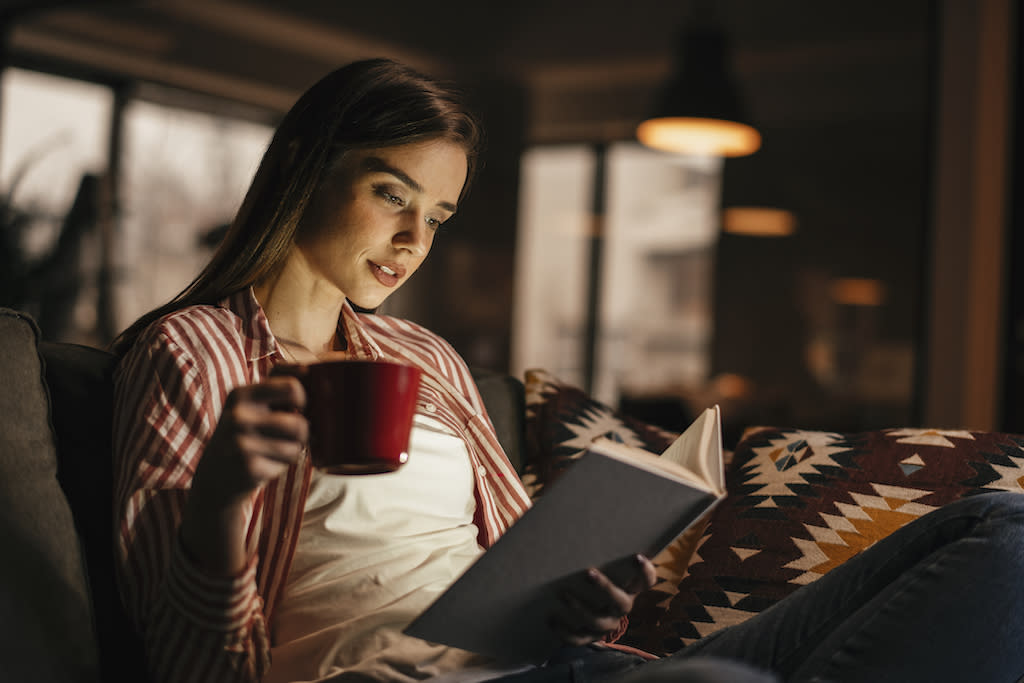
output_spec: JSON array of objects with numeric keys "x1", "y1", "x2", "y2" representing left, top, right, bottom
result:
[{"x1": 924, "y1": 0, "x2": 1014, "y2": 431}]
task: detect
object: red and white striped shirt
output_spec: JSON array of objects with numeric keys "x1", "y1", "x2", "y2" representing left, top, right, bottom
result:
[{"x1": 112, "y1": 289, "x2": 532, "y2": 683}]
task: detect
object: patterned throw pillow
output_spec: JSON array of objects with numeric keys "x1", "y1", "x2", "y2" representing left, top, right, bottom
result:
[
  {"x1": 522, "y1": 368, "x2": 680, "y2": 497},
  {"x1": 619, "y1": 425, "x2": 1024, "y2": 657}
]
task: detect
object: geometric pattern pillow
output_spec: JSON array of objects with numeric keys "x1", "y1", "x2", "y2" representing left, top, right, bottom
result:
[
  {"x1": 618, "y1": 425, "x2": 1024, "y2": 656},
  {"x1": 521, "y1": 368, "x2": 679, "y2": 499}
]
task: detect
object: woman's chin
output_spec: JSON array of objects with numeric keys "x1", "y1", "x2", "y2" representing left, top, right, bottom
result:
[
  {"x1": 346, "y1": 300, "x2": 378, "y2": 313},
  {"x1": 347, "y1": 282, "x2": 405, "y2": 313},
  {"x1": 346, "y1": 293, "x2": 389, "y2": 313}
]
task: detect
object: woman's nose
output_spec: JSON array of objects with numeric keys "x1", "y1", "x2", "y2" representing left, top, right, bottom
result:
[{"x1": 393, "y1": 212, "x2": 431, "y2": 255}]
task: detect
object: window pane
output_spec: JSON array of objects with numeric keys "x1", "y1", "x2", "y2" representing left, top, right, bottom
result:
[
  {"x1": 511, "y1": 145, "x2": 596, "y2": 389},
  {"x1": 596, "y1": 144, "x2": 721, "y2": 406},
  {"x1": 0, "y1": 68, "x2": 112, "y2": 230},
  {"x1": 0, "y1": 67, "x2": 113, "y2": 342},
  {"x1": 116, "y1": 100, "x2": 273, "y2": 332},
  {"x1": 512, "y1": 143, "x2": 721, "y2": 411}
]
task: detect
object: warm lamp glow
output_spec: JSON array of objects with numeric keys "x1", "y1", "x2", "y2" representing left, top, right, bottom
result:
[
  {"x1": 637, "y1": 117, "x2": 761, "y2": 157},
  {"x1": 722, "y1": 206, "x2": 796, "y2": 236},
  {"x1": 830, "y1": 278, "x2": 886, "y2": 307}
]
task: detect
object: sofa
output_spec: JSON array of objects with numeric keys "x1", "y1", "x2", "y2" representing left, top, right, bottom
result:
[{"x1": 5, "y1": 305, "x2": 1024, "y2": 682}]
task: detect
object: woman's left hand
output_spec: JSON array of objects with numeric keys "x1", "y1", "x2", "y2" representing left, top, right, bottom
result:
[{"x1": 548, "y1": 554, "x2": 657, "y2": 646}]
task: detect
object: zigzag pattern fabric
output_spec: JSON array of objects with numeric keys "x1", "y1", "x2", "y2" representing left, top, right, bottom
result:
[
  {"x1": 521, "y1": 368, "x2": 678, "y2": 499},
  {"x1": 624, "y1": 426, "x2": 1024, "y2": 655},
  {"x1": 518, "y1": 369, "x2": 1024, "y2": 657}
]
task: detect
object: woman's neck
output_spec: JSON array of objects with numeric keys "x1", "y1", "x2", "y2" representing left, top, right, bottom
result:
[{"x1": 253, "y1": 253, "x2": 347, "y2": 359}]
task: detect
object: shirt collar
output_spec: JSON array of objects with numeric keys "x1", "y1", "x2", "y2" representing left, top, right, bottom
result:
[
  {"x1": 224, "y1": 287, "x2": 383, "y2": 362},
  {"x1": 338, "y1": 300, "x2": 383, "y2": 360},
  {"x1": 224, "y1": 287, "x2": 277, "y2": 362}
]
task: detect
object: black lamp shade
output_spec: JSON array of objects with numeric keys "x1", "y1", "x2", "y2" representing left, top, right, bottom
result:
[{"x1": 637, "y1": 26, "x2": 760, "y2": 157}]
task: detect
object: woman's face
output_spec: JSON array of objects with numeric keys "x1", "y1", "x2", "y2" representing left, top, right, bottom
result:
[{"x1": 296, "y1": 137, "x2": 468, "y2": 309}]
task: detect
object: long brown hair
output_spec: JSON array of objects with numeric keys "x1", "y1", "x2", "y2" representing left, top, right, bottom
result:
[{"x1": 112, "y1": 58, "x2": 483, "y2": 356}]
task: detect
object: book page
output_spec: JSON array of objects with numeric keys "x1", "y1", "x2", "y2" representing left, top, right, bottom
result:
[
  {"x1": 659, "y1": 404, "x2": 725, "y2": 494},
  {"x1": 587, "y1": 404, "x2": 724, "y2": 496}
]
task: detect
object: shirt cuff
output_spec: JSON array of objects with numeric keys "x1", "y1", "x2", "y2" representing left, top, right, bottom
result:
[
  {"x1": 165, "y1": 534, "x2": 262, "y2": 633},
  {"x1": 602, "y1": 615, "x2": 629, "y2": 643}
]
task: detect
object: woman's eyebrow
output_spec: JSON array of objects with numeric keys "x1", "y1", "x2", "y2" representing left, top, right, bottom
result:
[{"x1": 360, "y1": 156, "x2": 457, "y2": 212}]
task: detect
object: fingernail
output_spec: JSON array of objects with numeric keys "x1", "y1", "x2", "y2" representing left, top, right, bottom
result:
[{"x1": 587, "y1": 568, "x2": 600, "y2": 581}]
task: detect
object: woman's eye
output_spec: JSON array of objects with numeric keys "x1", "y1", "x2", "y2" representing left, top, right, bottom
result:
[
  {"x1": 374, "y1": 185, "x2": 405, "y2": 206},
  {"x1": 427, "y1": 215, "x2": 452, "y2": 232}
]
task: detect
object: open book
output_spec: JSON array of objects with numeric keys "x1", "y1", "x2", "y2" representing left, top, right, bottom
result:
[{"x1": 404, "y1": 404, "x2": 725, "y2": 664}]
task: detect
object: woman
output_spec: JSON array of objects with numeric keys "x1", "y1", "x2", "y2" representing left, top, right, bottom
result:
[
  {"x1": 112, "y1": 58, "x2": 770, "y2": 683},
  {"x1": 112, "y1": 58, "x2": 1024, "y2": 683}
]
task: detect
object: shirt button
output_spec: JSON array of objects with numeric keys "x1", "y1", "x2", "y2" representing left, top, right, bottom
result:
[
  {"x1": 477, "y1": 466, "x2": 487, "y2": 477},
  {"x1": 424, "y1": 403, "x2": 437, "y2": 413}
]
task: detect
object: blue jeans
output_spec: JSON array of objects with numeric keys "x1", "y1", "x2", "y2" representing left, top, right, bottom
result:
[
  {"x1": 491, "y1": 491, "x2": 1024, "y2": 683},
  {"x1": 487, "y1": 646, "x2": 774, "y2": 683}
]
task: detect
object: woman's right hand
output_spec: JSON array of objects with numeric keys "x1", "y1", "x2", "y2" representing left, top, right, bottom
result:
[
  {"x1": 180, "y1": 376, "x2": 308, "y2": 575},
  {"x1": 195, "y1": 376, "x2": 309, "y2": 502}
]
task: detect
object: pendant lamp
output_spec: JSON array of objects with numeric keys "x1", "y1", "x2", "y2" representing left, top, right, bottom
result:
[{"x1": 637, "y1": 23, "x2": 760, "y2": 157}]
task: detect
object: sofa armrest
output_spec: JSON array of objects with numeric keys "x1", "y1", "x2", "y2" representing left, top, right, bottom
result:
[
  {"x1": 40, "y1": 341, "x2": 149, "y2": 682},
  {"x1": 0, "y1": 309, "x2": 102, "y2": 682}
]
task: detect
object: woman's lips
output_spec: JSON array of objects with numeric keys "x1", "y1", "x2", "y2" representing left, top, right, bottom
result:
[{"x1": 370, "y1": 261, "x2": 406, "y2": 287}]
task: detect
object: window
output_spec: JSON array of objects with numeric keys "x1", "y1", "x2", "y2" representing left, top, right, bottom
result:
[
  {"x1": 116, "y1": 99, "x2": 272, "y2": 331},
  {"x1": 513, "y1": 142, "x2": 721, "y2": 411},
  {"x1": 0, "y1": 68, "x2": 113, "y2": 343},
  {"x1": 0, "y1": 66, "x2": 274, "y2": 343}
]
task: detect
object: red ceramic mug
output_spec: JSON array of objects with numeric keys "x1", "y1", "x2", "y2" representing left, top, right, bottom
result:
[{"x1": 273, "y1": 359, "x2": 422, "y2": 474}]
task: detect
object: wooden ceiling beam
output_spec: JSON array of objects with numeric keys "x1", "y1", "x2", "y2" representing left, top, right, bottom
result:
[{"x1": 9, "y1": 24, "x2": 300, "y2": 111}]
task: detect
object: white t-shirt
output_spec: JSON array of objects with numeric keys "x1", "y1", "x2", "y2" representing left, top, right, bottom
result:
[{"x1": 266, "y1": 414, "x2": 496, "y2": 682}]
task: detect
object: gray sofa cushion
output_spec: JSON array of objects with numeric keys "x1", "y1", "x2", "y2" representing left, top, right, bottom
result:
[
  {"x1": 0, "y1": 308, "x2": 100, "y2": 682},
  {"x1": 40, "y1": 341, "x2": 147, "y2": 682}
]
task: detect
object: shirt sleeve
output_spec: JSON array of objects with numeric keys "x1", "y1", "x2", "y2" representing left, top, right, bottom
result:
[
  {"x1": 112, "y1": 327, "x2": 270, "y2": 683},
  {"x1": 603, "y1": 615, "x2": 630, "y2": 643}
]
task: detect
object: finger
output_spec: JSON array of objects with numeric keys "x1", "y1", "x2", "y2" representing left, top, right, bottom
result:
[
  {"x1": 196, "y1": 430, "x2": 304, "y2": 499},
  {"x1": 580, "y1": 567, "x2": 633, "y2": 616},
  {"x1": 547, "y1": 601, "x2": 619, "y2": 647},
  {"x1": 240, "y1": 376, "x2": 306, "y2": 411},
  {"x1": 545, "y1": 569, "x2": 632, "y2": 648},
  {"x1": 635, "y1": 554, "x2": 658, "y2": 592},
  {"x1": 227, "y1": 448, "x2": 295, "y2": 492},
  {"x1": 558, "y1": 567, "x2": 632, "y2": 620},
  {"x1": 237, "y1": 432, "x2": 307, "y2": 467},
  {"x1": 598, "y1": 554, "x2": 659, "y2": 596},
  {"x1": 229, "y1": 399, "x2": 308, "y2": 438},
  {"x1": 248, "y1": 409, "x2": 309, "y2": 444},
  {"x1": 558, "y1": 588, "x2": 626, "y2": 628}
]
